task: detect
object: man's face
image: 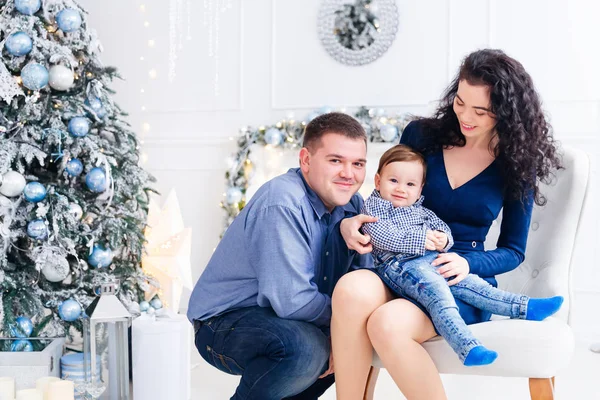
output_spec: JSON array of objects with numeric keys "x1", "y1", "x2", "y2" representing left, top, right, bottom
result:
[{"x1": 300, "y1": 133, "x2": 367, "y2": 211}]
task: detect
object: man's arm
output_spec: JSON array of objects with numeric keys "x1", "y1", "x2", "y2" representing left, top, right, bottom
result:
[{"x1": 246, "y1": 205, "x2": 331, "y2": 327}]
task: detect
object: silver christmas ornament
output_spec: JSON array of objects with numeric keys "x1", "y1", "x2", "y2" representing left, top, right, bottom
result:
[
  {"x1": 48, "y1": 65, "x2": 74, "y2": 91},
  {"x1": 0, "y1": 171, "x2": 26, "y2": 197}
]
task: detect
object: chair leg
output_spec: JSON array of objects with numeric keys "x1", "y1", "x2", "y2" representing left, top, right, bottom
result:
[
  {"x1": 529, "y1": 377, "x2": 555, "y2": 400},
  {"x1": 363, "y1": 366, "x2": 380, "y2": 400}
]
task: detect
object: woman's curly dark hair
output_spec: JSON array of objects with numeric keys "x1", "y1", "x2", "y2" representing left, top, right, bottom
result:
[{"x1": 418, "y1": 49, "x2": 562, "y2": 206}]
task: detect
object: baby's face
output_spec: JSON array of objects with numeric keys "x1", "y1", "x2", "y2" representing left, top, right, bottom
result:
[{"x1": 375, "y1": 161, "x2": 424, "y2": 207}]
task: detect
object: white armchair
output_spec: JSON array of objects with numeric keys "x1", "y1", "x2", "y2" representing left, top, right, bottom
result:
[{"x1": 365, "y1": 145, "x2": 590, "y2": 400}]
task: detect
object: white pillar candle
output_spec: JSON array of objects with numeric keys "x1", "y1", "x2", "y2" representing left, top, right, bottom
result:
[
  {"x1": 47, "y1": 381, "x2": 74, "y2": 400},
  {"x1": 0, "y1": 377, "x2": 15, "y2": 400},
  {"x1": 35, "y1": 377, "x2": 60, "y2": 400},
  {"x1": 16, "y1": 389, "x2": 43, "y2": 400}
]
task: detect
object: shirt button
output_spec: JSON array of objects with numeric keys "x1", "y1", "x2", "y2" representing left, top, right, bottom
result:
[
  {"x1": 325, "y1": 251, "x2": 329, "y2": 256},
  {"x1": 324, "y1": 276, "x2": 328, "y2": 281},
  {"x1": 472, "y1": 241, "x2": 477, "y2": 248}
]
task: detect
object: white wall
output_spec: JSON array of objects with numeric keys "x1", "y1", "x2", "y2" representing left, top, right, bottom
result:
[{"x1": 78, "y1": 0, "x2": 600, "y2": 337}]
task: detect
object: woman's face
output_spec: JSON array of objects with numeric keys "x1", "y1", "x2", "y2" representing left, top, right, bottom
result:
[{"x1": 452, "y1": 80, "x2": 497, "y2": 140}]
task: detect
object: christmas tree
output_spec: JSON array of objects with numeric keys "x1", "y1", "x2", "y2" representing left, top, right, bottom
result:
[{"x1": 0, "y1": 0, "x2": 155, "y2": 342}]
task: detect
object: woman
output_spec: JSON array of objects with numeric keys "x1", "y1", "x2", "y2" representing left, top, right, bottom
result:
[{"x1": 331, "y1": 49, "x2": 562, "y2": 400}]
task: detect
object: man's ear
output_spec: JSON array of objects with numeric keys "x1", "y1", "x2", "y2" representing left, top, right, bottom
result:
[
  {"x1": 299, "y1": 147, "x2": 310, "y2": 173},
  {"x1": 374, "y1": 173, "x2": 381, "y2": 190}
]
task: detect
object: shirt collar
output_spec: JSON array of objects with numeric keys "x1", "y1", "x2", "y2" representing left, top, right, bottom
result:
[{"x1": 371, "y1": 189, "x2": 425, "y2": 208}]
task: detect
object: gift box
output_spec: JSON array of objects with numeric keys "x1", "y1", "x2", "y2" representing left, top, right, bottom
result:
[
  {"x1": 0, "y1": 338, "x2": 65, "y2": 391},
  {"x1": 131, "y1": 313, "x2": 191, "y2": 400}
]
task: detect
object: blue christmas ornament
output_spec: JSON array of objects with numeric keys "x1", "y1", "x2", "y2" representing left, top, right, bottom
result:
[
  {"x1": 5, "y1": 32, "x2": 33, "y2": 56},
  {"x1": 264, "y1": 128, "x2": 284, "y2": 146},
  {"x1": 27, "y1": 218, "x2": 48, "y2": 240},
  {"x1": 10, "y1": 316, "x2": 34, "y2": 338},
  {"x1": 23, "y1": 182, "x2": 46, "y2": 203},
  {"x1": 318, "y1": 106, "x2": 333, "y2": 114},
  {"x1": 150, "y1": 298, "x2": 163, "y2": 310},
  {"x1": 225, "y1": 187, "x2": 243, "y2": 205},
  {"x1": 21, "y1": 62, "x2": 49, "y2": 91},
  {"x1": 11, "y1": 339, "x2": 33, "y2": 352},
  {"x1": 306, "y1": 112, "x2": 320, "y2": 122},
  {"x1": 379, "y1": 124, "x2": 398, "y2": 142},
  {"x1": 56, "y1": 8, "x2": 82, "y2": 32},
  {"x1": 85, "y1": 97, "x2": 107, "y2": 119},
  {"x1": 15, "y1": 0, "x2": 41, "y2": 15},
  {"x1": 58, "y1": 299, "x2": 82, "y2": 322},
  {"x1": 85, "y1": 167, "x2": 107, "y2": 193},
  {"x1": 65, "y1": 158, "x2": 83, "y2": 176},
  {"x1": 139, "y1": 301, "x2": 150, "y2": 312},
  {"x1": 88, "y1": 245, "x2": 113, "y2": 268},
  {"x1": 68, "y1": 117, "x2": 90, "y2": 137}
]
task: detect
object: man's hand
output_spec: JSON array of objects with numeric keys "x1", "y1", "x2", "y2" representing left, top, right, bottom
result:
[
  {"x1": 318, "y1": 351, "x2": 334, "y2": 378},
  {"x1": 340, "y1": 214, "x2": 378, "y2": 254},
  {"x1": 431, "y1": 252, "x2": 470, "y2": 286}
]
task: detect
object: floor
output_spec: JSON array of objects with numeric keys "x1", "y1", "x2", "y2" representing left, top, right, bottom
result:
[{"x1": 189, "y1": 334, "x2": 600, "y2": 399}]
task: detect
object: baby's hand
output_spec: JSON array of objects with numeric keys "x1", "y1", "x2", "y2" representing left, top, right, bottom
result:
[
  {"x1": 425, "y1": 230, "x2": 437, "y2": 251},
  {"x1": 433, "y1": 231, "x2": 449, "y2": 251}
]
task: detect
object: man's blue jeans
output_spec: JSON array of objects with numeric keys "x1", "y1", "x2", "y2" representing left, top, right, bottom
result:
[
  {"x1": 193, "y1": 306, "x2": 333, "y2": 400},
  {"x1": 377, "y1": 251, "x2": 529, "y2": 362}
]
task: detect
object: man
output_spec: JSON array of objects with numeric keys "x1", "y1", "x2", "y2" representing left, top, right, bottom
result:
[{"x1": 188, "y1": 112, "x2": 373, "y2": 399}]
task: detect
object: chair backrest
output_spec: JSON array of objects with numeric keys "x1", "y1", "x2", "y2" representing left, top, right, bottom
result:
[{"x1": 246, "y1": 144, "x2": 590, "y2": 324}]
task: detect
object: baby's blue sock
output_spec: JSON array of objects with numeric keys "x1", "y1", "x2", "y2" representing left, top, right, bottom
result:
[
  {"x1": 525, "y1": 296, "x2": 564, "y2": 321},
  {"x1": 463, "y1": 346, "x2": 498, "y2": 367}
]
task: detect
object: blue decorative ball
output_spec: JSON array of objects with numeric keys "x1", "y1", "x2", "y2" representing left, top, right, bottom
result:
[
  {"x1": 56, "y1": 8, "x2": 82, "y2": 32},
  {"x1": 58, "y1": 299, "x2": 82, "y2": 322},
  {"x1": 379, "y1": 124, "x2": 398, "y2": 142},
  {"x1": 85, "y1": 167, "x2": 107, "y2": 193},
  {"x1": 21, "y1": 62, "x2": 49, "y2": 91},
  {"x1": 23, "y1": 182, "x2": 47, "y2": 203},
  {"x1": 306, "y1": 112, "x2": 320, "y2": 122},
  {"x1": 10, "y1": 316, "x2": 34, "y2": 338},
  {"x1": 88, "y1": 245, "x2": 113, "y2": 268},
  {"x1": 139, "y1": 301, "x2": 150, "y2": 312},
  {"x1": 5, "y1": 32, "x2": 33, "y2": 56},
  {"x1": 150, "y1": 298, "x2": 163, "y2": 310},
  {"x1": 264, "y1": 128, "x2": 284, "y2": 146},
  {"x1": 15, "y1": 0, "x2": 41, "y2": 15},
  {"x1": 225, "y1": 187, "x2": 243, "y2": 205},
  {"x1": 85, "y1": 97, "x2": 107, "y2": 119},
  {"x1": 318, "y1": 106, "x2": 333, "y2": 114},
  {"x1": 27, "y1": 218, "x2": 48, "y2": 240},
  {"x1": 68, "y1": 117, "x2": 90, "y2": 137},
  {"x1": 65, "y1": 158, "x2": 83, "y2": 176},
  {"x1": 11, "y1": 339, "x2": 33, "y2": 352}
]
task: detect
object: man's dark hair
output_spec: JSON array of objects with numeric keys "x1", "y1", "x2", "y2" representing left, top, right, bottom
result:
[{"x1": 302, "y1": 112, "x2": 367, "y2": 152}]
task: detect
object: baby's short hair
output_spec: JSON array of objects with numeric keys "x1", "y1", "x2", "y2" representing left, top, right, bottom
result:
[{"x1": 377, "y1": 144, "x2": 427, "y2": 181}]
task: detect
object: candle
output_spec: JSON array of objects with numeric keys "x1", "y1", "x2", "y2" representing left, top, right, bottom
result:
[
  {"x1": 16, "y1": 389, "x2": 42, "y2": 400},
  {"x1": 35, "y1": 377, "x2": 60, "y2": 400},
  {"x1": 0, "y1": 377, "x2": 15, "y2": 400},
  {"x1": 47, "y1": 381, "x2": 74, "y2": 400}
]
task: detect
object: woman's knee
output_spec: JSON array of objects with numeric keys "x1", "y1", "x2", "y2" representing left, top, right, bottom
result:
[
  {"x1": 332, "y1": 270, "x2": 390, "y2": 316},
  {"x1": 367, "y1": 300, "x2": 435, "y2": 345}
]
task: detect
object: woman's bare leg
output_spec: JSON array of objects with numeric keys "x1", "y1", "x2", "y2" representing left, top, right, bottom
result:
[
  {"x1": 331, "y1": 270, "x2": 393, "y2": 400},
  {"x1": 367, "y1": 299, "x2": 447, "y2": 400}
]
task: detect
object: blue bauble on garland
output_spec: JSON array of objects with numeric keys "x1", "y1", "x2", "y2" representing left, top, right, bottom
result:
[
  {"x1": 27, "y1": 218, "x2": 48, "y2": 240},
  {"x1": 15, "y1": 0, "x2": 41, "y2": 15},
  {"x1": 139, "y1": 301, "x2": 150, "y2": 312},
  {"x1": 5, "y1": 32, "x2": 33, "y2": 56},
  {"x1": 58, "y1": 299, "x2": 82, "y2": 322},
  {"x1": 225, "y1": 187, "x2": 243, "y2": 205},
  {"x1": 23, "y1": 182, "x2": 46, "y2": 202},
  {"x1": 85, "y1": 97, "x2": 107, "y2": 119},
  {"x1": 11, "y1": 339, "x2": 33, "y2": 352},
  {"x1": 68, "y1": 117, "x2": 90, "y2": 138},
  {"x1": 56, "y1": 8, "x2": 82, "y2": 32},
  {"x1": 88, "y1": 245, "x2": 113, "y2": 268},
  {"x1": 150, "y1": 298, "x2": 163, "y2": 310},
  {"x1": 10, "y1": 316, "x2": 34, "y2": 338},
  {"x1": 65, "y1": 158, "x2": 83, "y2": 176},
  {"x1": 379, "y1": 124, "x2": 398, "y2": 142},
  {"x1": 85, "y1": 167, "x2": 107, "y2": 193},
  {"x1": 21, "y1": 62, "x2": 49, "y2": 91},
  {"x1": 264, "y1": 128, "x2": 284, "y2": 146}
]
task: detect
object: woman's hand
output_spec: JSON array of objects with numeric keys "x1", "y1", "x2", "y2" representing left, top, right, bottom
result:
[
  {"x1": 431, "y1": 252, "x2": 470, "y2": 286},
  {"x1": 340, "y1": 214, "x2": 378, "y2": 254}
]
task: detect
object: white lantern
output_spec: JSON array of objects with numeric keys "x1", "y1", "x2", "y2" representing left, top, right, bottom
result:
[{"x1": 83, "y1": 283, "x2": 132, "y2": 399}]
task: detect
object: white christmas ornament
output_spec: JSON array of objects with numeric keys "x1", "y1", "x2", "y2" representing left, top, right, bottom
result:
[
  {"x1": 0, "y1": 171, "x2": 26, "y2": 197},
  {"x1": 68, "y1": 203, "x2": 83, "y2": 220},
  {"x1": 48, "y1": 65, "x2": 74, "y2": 91},
  {"x1": 142, "y1": 190, "x2": 193, "y2": 312},
  {"x1": 42, "y1": 260, "x2": 70, "y2": 282}
]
